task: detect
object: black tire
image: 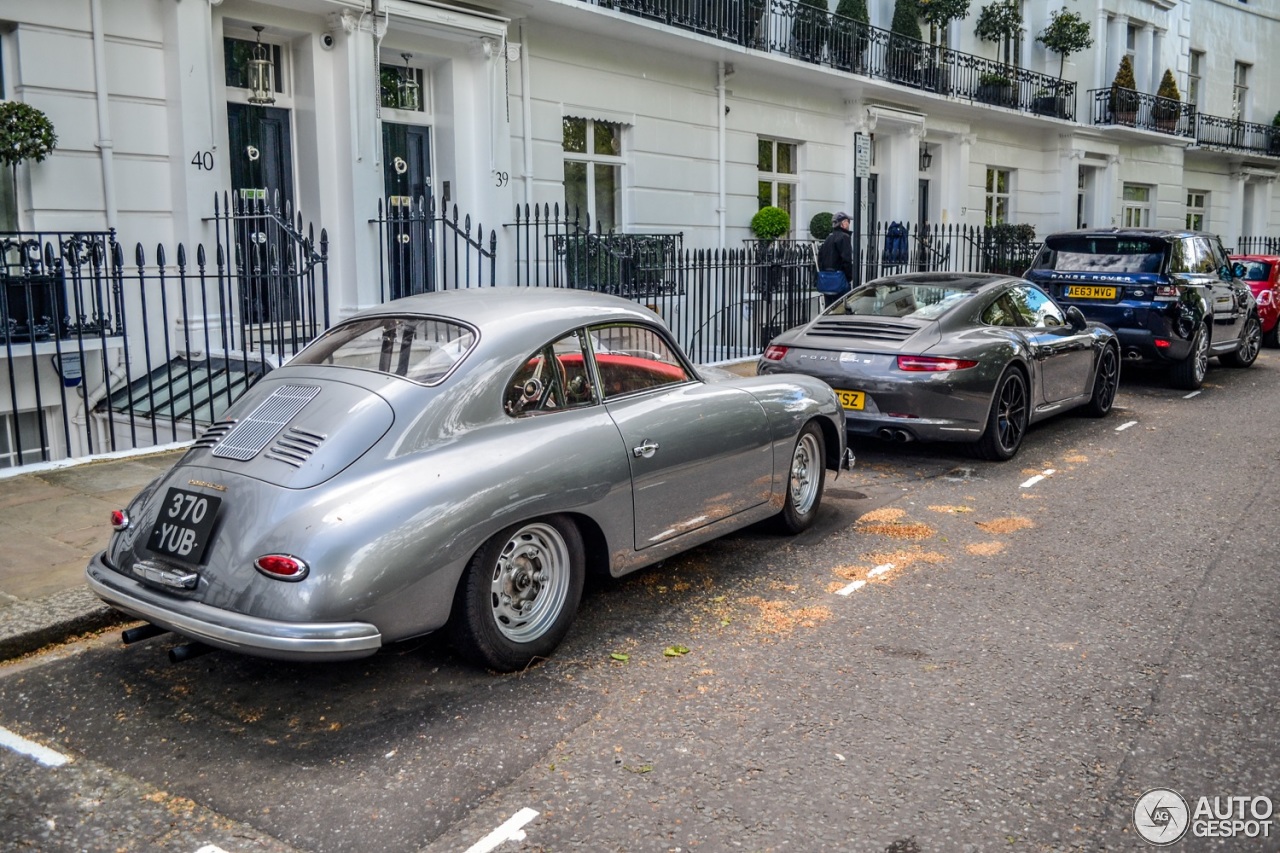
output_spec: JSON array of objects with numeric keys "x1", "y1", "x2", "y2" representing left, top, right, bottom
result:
[
  {"x1": 449, "y1": 515, "x2": 585, "y2": 672},
  {"x1": 774, "y1": 422, "x2": 826, "y2": 534},
  {"x1": 1221, "y1": 314, "x2": 1262, "y2": 368},
  {"x1": 1170, "y1": 323, "x2": 1210, "y2": 390},
  {"x1": 1264, "y1": 320, "x2": 1280, "y2": 349},
  {"x1": 1083, "y1": 344, "x2": 1119, "y2": 418},
  {"x1": 973, "y1": 366, "x2": 1029, "y2": 461}
]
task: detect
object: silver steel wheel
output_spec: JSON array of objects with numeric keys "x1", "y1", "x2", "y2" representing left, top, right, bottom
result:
[
  {"x1": 489, "y1": 522, "x2": 572, "y2": 644},
  {"x1": 789, "y1": 431, "x2": 822, "y2": 517}
]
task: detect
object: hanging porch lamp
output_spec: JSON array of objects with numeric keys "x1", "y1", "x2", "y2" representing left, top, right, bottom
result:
[
  {"x1": 247, "y1": 26, "x2": 276, "y2": 105},
  {"x1": 397, "y1": 53, "x2": 420, "y2": 111}
]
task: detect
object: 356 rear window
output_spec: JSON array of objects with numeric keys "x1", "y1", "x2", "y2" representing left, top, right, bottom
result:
[{"x1": 291, "y1": 316, "x2": 477, "y2": 385}]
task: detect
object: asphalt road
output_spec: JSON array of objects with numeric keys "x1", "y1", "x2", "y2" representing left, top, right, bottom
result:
[{"x1": 2, "y1": 354, "x2": 1279, "y2": 853}]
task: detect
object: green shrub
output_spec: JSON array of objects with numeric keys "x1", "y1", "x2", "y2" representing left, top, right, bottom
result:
[
  {"x1": 1111, "y1": 55, "x2": 1137, "y2": 113},
  {"x1": 0, "y1": 101, "x2": 57, "y2": 171},
  {"x1": 751, "y1": 206, "x2": 791, "y2": 240},
  {"x1": 809, "y1": 212, "x2": 834, "y2": 240}
]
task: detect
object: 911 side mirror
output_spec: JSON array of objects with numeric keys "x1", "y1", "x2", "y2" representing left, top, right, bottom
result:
[{"x1": 1065, "y1": 305, "x2": 1087, "y2": 331}]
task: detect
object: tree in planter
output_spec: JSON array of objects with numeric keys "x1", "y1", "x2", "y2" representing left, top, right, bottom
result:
[
  {"x1": 1035, "y1": 7, "x2": 1091, "y2": 114},
  {"x1": 1271, "y1": 110, "x2": 1280, "y2": 155},
  {"x1": 791, "y1": 0, "x2": 830, "y2": 64},
  {"x1": 917, "y1": 0, "x2": 970, "y2": 93},
  {"x1": 1110, "y1": 55, "x2": 1138, "y2": 124},
  {"x1": 888, "y1": 0, "x2": 925, "y2": 86},
  {"x1": 0, "y1": 101, "x2": 57, "y2": 213},
  {"x1": 974, "y1": 0, "x2": 1022, "y2": 72},
  {"x1": 831, "y1": 0, "x2": 870, "y2": 72},
  {"x1": 751, "y1": 205, "x2": 791, "y2": 241},
  {"x1": 1152, "y1": 69, "x2": 1181, "y2": 131}
]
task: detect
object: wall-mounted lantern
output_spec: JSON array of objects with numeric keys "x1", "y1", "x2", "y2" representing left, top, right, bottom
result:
[
  {"x1": 919, "y1": 145, "x2": 934, "y2": 172},
  {"x1": 247, "y1": 26, "x2": 276, "y2": 105},
  {"x1": 397, "y1": 53, "x2": 420, "y2": 111}
]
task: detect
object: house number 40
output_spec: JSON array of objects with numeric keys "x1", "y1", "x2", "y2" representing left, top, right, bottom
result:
[{"x1": 190, "y1": 151, "x2": 215, "y2": 170}]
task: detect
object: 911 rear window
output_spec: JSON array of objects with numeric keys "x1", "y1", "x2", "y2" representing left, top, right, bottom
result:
[
  {"x1": 291, "y1": 316, "x2": 477, "y2": 385},
  {"x1": 1032, "y1": 237, "x2": 1167, "y2": 274}
]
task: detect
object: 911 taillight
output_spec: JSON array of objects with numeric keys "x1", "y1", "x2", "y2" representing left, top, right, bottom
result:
[
  {"x1": 763, "y1": 345, "x2": 789, "y2": 361},
  {"x1": 896, "y1": 355, "x2": 979, "y2": 372},
  {"x1": 254, "y1": 554, "x2": 309, "y2": 581}
]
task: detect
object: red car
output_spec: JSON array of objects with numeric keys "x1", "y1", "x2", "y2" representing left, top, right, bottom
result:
[{"x1": 1232, "y1": 255, "x2": 1280, "y2": 347}]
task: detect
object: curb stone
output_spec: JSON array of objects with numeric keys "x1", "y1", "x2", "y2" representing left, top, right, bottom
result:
[{"x1": 0, "y1": 587, "x2": 130, "y2": 661}]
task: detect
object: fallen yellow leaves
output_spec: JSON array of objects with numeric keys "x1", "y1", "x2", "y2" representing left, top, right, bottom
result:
[
  {"x1": 857, "y1": 520, "x2": 936, "y2": 539},
  {"x1": 965, "y1": 541, "x2": 1006, "y2": 556},
  {"x1": 975, "y1": 516, "x2": 1036, "y2": 534},
  {"x1": 927, "y1": 505, "x2": 973, "y2": 514},
  {"x1": 742, "y1": 596, "x2": 832, "y2": 636}
]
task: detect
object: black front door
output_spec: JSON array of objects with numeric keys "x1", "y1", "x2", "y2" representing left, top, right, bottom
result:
[
  {"x1": 381, "y1": 123, "x2": 433, "y2": 298},
  {"x1": 227, "y1": 104, "x2": 295, "y2": 323}
]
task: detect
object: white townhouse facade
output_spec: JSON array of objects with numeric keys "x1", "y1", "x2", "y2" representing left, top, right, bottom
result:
[{"x1": 0, "y1": 0, "x2": 1277, "y2": 466}]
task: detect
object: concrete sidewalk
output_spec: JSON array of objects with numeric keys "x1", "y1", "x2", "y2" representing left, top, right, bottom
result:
[
  {"x1": 0, "y1": 449, "x2": 185, "y2": 659},
  {"x1": 0, "y1": 358, "x2": 762, "y2": 661}
]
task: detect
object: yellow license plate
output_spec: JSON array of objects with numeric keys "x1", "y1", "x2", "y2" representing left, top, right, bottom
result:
[
  {"x1": 835, "y1": 389, "x2": 865, "y2": 411},
  {"x1": 1065, "y1": 285, "x2": 1116, "y2": 300}
]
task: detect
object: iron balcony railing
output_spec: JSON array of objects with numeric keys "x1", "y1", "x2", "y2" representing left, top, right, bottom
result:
[
  {"x1": 587, "y1": 0, "x2": 1076, "y2": 121},
  {"x1": 1196, "y1": 113, "x2": 1280, "y2": 157},
  {"x1": 1086, "y1": 87, "x2": 1196, "y2": 137}
]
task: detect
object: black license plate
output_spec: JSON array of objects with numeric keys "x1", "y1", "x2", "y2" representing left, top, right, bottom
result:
[{"x1": 148, "y1": 487, "x2": 222, "y2": 564}]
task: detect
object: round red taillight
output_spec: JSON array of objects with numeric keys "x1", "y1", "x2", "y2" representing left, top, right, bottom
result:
[
  {"x1": 254, "y1": 554, "x2": 309, "y2": 581},
  {"x1": 110, "y1": 510, "x2": 130, "y2": 531}
]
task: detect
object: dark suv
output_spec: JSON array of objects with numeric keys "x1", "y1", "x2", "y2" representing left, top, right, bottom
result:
[{"x1": 1025, "y1": 228, "x2": 1260, "y2": 389}]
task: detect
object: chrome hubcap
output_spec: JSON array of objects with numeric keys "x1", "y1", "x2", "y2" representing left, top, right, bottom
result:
[
  {"x1": 789, "y1": 432, "x2": 822, "y2": 516},
  {"x1": 490, "y1": 522, "x2": 570, "y2": 643}
]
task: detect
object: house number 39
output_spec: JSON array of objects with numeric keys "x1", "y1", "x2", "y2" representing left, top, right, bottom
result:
[{"x1": 190, "y1": 151, "x2": 215, "y2": 170}]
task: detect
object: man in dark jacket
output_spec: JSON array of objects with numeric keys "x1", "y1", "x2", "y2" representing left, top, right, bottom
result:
[{"x1": 817, "y1": 210, "x2": 854, "y2": 306}]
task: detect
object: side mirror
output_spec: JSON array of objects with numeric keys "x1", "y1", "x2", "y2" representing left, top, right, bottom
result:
[
  {"x1": 1232, "y1": 262, "x2": 1247, "y2": 279},
  {"x1": 1065, "y1": 305, "x2": 1087, "y2": 331}
]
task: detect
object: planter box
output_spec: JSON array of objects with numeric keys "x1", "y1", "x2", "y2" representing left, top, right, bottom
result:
[
  {"x1": 977, "y1": 83, "x2": 1012, "y2": 106},
  {"x1": 1032, "y1": 95, "x2": 1065, "y2": 117}
]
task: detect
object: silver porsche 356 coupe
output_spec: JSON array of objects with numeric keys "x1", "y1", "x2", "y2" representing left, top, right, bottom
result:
[
  {"x1": 87, "y1": 289, "x2": 846, "y2": 671},
  {"x1": 758, "y1": 272, "x2": 1120, "y2": 460}
]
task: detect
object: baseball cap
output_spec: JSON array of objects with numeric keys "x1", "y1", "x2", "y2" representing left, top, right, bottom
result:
[{"x1": 833, "y1": 211, "x2": 851, "y2": 224}]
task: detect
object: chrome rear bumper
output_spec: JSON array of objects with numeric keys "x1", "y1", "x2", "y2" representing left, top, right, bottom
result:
[{"x1": 86, "y1": 552, "x2": 382, "y2": 662}]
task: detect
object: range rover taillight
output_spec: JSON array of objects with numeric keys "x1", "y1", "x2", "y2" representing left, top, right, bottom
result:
[{"x1": 1154, "y1": 285, "x2": 1179, "y2": 300}]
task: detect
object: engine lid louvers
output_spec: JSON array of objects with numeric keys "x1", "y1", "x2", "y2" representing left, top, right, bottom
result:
[
  {"x1": 264, "y1": 427, "x2": 328, "y2": 468},
  {"x1": 808, "y1": 320, "x2": 919, "y2": 342},
  {"x1": 193, "y1": 420, "x2": 237, "y2": 449}
]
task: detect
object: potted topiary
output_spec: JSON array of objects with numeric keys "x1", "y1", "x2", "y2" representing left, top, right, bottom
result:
[
  {"x1": 1035, "y1": 7, "x2": 1092, "y2": 118},
  {"x1": 1110, "y1": 55, "x2": 1138, "y2": 125},
  {"x1": 1270, "y1": 110, "x2": 1280, "y2": 155},
  {"x1": 888, "y1": 0, "x2": 925, "y2": 87},
  {"x1": 831, "y1": 0, "x2": 871, "y2": 73},
  {"x1": 751, "y1": 205, "x2": 791, "y2": 241},
  {"x1": 790, "y1": 0, "x2": 830, "y2": 64},
  {"x1": 977, "y1": 71, "x2": 1013, "y2": 105},
  {"x1": 809, "y1": 211, "x2": 834, "y2": 241},
  {"x1": 1153, "y1": 69, "x2": 1181, "y2": 133},
  {"x1": 0, "y1": 101, "x2": 57, "y2": 199}
]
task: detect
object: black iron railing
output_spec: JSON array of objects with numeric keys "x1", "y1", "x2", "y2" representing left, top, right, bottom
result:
[
  {"x1": 370, "y1": 194, "x2": 497, "y2": 299},
  {"x1": 1196, "y1": 113, "x2": 1280, "y2": 157},
  {"x1": 1235, "y1": 236, "x2": 1280, "y2": 256},
  {"x1": 1087, "y1": 87, "x2": 1196, "y2": 137},
  {"x1": 0, "y1": 213, "x2": 329, "y2": 469},
  {"x1": 588, "y1": 0, "x2": 1076, "y2": 121}
]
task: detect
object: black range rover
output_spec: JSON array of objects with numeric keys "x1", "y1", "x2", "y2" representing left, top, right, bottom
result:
[{"x1": 1025, "y1": 228, "x2": 1260, "y2": 389}]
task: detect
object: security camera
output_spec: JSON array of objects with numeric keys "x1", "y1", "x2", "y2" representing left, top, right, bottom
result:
[{"x1": 320, "y1": 32, "x2": 335, "y2": 50}]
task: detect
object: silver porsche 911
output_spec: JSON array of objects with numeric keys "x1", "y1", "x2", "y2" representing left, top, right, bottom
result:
[
  {"x1": 757, "y1": 272, "x2": 1120, "y2": 460},
  {"x1": 87, "y1": 288, "x2": 846, "y2": 671}
]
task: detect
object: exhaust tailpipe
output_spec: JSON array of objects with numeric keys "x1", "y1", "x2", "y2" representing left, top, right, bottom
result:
[
  {"x1": 122, "y1": 623, "x2": 170, "y2": 645},
  {"x1": 168, "y1": 642, "x2": 215, "y2": 663},
  {"x1": 1125, "y1": 350, "x2": 1143, "y2": 361},
  {"x1": 877, "y1": 428, "x2": 895, "y2": 441},
  {"x1": 893, "y1": 429, "x2": 914, "y2": 443}
]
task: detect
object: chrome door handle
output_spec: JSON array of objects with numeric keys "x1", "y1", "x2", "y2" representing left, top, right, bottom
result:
[{"x1": 632, "y1": 440, "x2": 660, "y2": 459}]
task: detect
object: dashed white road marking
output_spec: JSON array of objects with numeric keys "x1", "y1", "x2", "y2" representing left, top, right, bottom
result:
[
  {"x1": 1020, "y1": 468, "x2": 1056, "y2": 489},
  {"x1": 465, "y1": 807, "x2": 539, "y2": 853},
  {"x1": 836, "y1": 580, "x2": 867, "y2": 596},
  {"x1": 1115, "y1": 420, "x2": 1138, "y2": 432},
  {"x1": 195, "y1": 846, "x2": 230, "y2": 853},
  {"x1": 1183, "y1": 390, "x2": 1202, "y2": 399},
  {"x1": 0, "y1": 725, "x2": 70, "y2": 767},
  {"x1": 867, "y1": 563, "x2": 894, "y2": 578}
]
